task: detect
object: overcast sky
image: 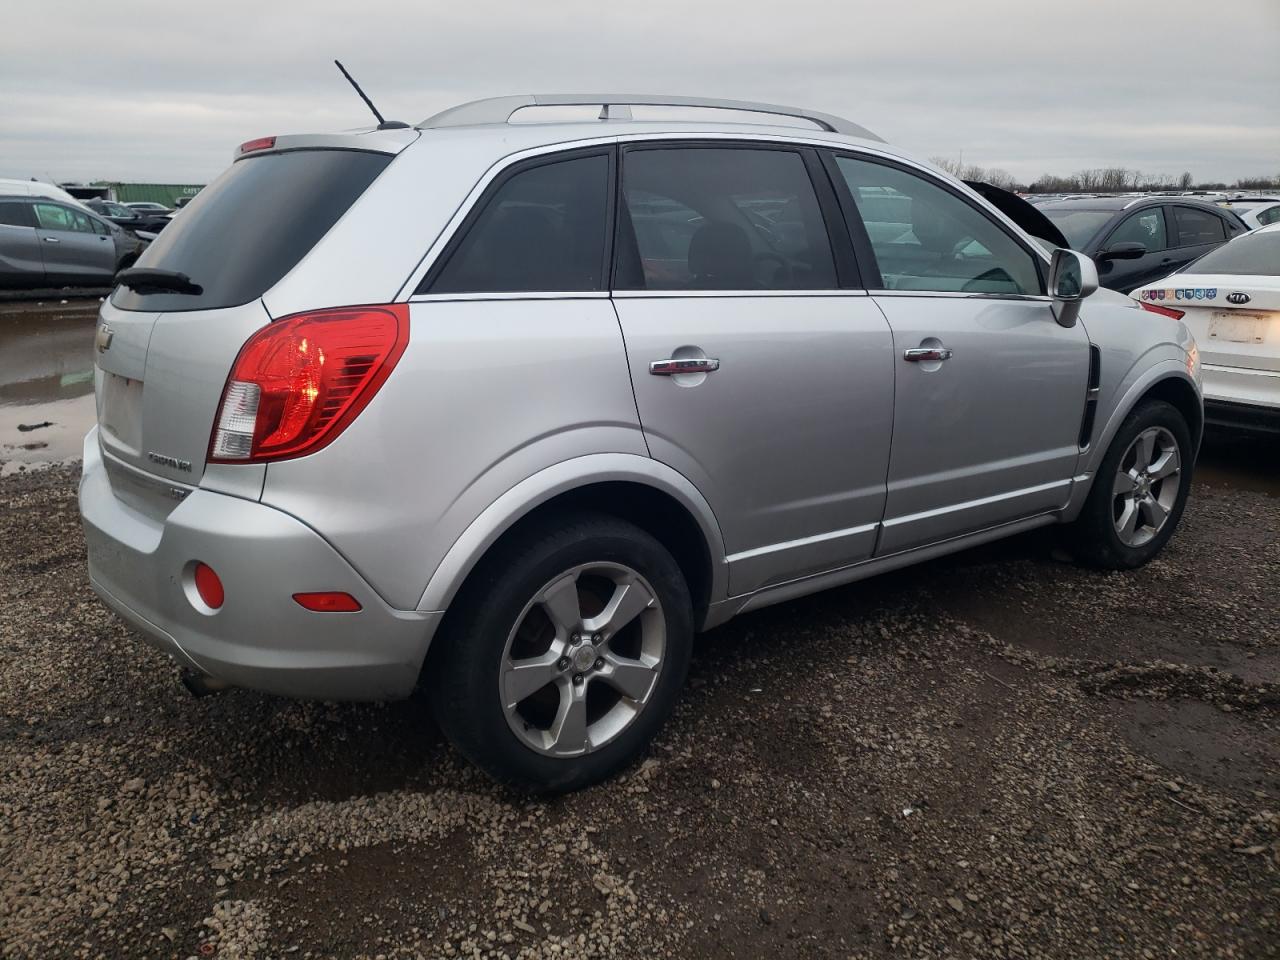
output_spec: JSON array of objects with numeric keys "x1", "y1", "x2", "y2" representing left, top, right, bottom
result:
[{"x1": 2, "y1": 0, "x2": 1277, "y2": 187}]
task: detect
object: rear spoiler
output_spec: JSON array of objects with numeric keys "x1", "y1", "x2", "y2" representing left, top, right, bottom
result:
[
  {"x1": 233, "y1": 129, "x2": 418, "y2": 162},
  {"x1": 965, "y1": 181, "x2": 1070, "y2": 250}
]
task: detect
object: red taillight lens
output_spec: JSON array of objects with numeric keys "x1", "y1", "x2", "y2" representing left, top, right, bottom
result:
[
  {"x1": 1138, "y1": 301, "x2": 1185, "y2": 321},
  {"x1": 238, "y1": 136, "x2": 277, "y2": 154},
  {"x1": 194, "y1": 563, "x2": 224, "y2": 609},
  {"x1": 209, "y1": 304, "x2": 408, "y2": 463},
  {"x1": 293, "y1": 592, "x2": 362, "y2": 612}
]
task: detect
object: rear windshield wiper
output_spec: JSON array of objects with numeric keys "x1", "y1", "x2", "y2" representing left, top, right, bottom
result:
[{"x1": 115, "y1": 268, "x2": 203, "y2": 295}]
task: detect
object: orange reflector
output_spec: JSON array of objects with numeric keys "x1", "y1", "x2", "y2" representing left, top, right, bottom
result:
[
  {"x1": 193, "y1": 563, "x2": 224, "y2": 609},
  {"x1": 293, "y1": 592, "x2": 362, "y2": 612}
]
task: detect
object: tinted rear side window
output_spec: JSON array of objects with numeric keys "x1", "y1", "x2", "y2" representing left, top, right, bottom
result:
[
  {"x1": 112, "y1": 149, "x2": 392, "y2": 312},
  {"x1": 426, "y1": 153, "x2": 610, "y2": 294},
  {"x1": 1173, "y1": 206, "x2": 1227, "y2": 247},
  {"x1": 0, "y1": 202, "x2": 34, "y2": 228},
  {"x1": 616, "y1": 147, "x2": 837, "y2": 290}
]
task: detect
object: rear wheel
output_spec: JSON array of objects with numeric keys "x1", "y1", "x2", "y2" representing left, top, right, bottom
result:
[
  {"x1": 429, "y1": 514, "x2": 693, "y2": 793},
  {"x1": 1069, "y1": 399, "x2": 1193, "y2": 569}
]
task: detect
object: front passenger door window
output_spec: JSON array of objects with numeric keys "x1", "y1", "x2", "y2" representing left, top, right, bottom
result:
[
  {"x1": 832, "y1": 156, "x2": 1041, "y2": 295},
  {"x1": 1107, "y1": 209, "x2": 1167, "y2": 251}
]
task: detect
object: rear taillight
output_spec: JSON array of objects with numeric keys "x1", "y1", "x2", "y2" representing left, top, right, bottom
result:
[
  {"x1": 209, "y1": 304, "x2": 408, "y2": 463},
  {"x1": 1138, "y1": 301, "x2": 1185, "y2": 321}
]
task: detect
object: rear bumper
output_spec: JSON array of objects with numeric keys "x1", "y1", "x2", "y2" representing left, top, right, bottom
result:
[
  {"x1": 1203, "y1": 362, "x2": 1280, "y2": 410},
  {"x1": 79, "y1": 428, "x2": 441, "y2": 700},
  {"x1": 1202, "y1": 363, "x2": 1280, "y2": 434},
  {"x1": 1204, "y1": 399, "x2": 1280, "y2": 435}
]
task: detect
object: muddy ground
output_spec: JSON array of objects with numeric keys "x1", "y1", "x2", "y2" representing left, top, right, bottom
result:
[{"x1": 0, "y1": 297, "x2": 1277, "y2": 958}]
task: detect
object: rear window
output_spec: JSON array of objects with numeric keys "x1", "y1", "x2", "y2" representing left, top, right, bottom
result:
[
  {"x1": 1039, "y1": 208, "x2": 1114, "y2": 250},
  {"x1": 112, "y1": 149, "x2": 392, "y2": 312},
  {"x1": 1184, "y1": 231, "x2": 1280, "y2": 276}
]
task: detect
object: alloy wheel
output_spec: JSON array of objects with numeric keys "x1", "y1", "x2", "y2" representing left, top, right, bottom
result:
[
  {"x1": 499, "y1": 562, "x2": 666, "y2": 757},
  {"x1": 1112, "y1": 426, "x2": 1181, "y2": 547}
]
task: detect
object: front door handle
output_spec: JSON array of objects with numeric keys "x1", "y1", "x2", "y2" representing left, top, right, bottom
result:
[
  {"x1": 650, "y1": 357, "x2": 720, "y2": 376},
  {"x1": 43, "y1": 236, "x2": 60, "y2": 244},
  {"x1": 903, "y1": 346, "x2": 953, "y2": 362}
]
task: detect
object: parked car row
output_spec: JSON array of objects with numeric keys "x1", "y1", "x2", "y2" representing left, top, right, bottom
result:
[{"x1": 85, "y1": 198, "x2": 172, "y2": 233}]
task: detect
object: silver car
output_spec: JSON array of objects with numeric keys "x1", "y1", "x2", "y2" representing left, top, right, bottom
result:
[
  {"x1": 79, "y1": 95, "x2": 1203, "y2": 792},
  {"x1": 0, "y1": 195, "x2": 145, "y2": 288}
]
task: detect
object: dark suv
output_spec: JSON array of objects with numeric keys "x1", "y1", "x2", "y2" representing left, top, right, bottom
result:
[{"x1": 1037, "y1": 196, "x2": 1247, "y2": 293}]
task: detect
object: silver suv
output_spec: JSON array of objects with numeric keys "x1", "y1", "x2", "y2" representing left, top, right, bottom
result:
[{"x1": 80, "y1": 95, "x2": 1202, "y2": 792}]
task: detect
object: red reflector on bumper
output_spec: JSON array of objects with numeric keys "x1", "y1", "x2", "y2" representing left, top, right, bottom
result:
[
  {"x1": 194, "y1": 563, "x2": 224, "y2": 609},
  {"x1": 293, "y1": 592, "x2": 362, "y2": 612}
]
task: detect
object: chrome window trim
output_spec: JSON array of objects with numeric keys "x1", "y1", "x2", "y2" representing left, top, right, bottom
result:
[
  {"x1": 869, "y1": 290, "x2": 1054, "y2": 303},
  {"x1": 612, "y1": 289, "x2": 870, "y2": 299},
  {"x1": 409, "y1": 291, "x2": 610, "y2": 303}
]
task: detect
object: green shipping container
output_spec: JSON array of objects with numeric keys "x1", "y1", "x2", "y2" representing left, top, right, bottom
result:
[{"x1": 96, "y1": 183, "x2": 205, "y2": 207}]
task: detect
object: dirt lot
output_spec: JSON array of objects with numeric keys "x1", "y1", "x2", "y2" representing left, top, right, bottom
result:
[{"x1": 1, "y1": 443, "x2": 1278, "y2": 958}]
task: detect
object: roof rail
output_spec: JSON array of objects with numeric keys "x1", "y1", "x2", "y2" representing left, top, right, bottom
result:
[{"x1": 416, "y1": 94, "x2": 883, "y2": 142}]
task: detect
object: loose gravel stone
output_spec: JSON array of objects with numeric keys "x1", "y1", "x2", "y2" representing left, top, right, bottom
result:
[{"x1": 1, "y1": 458, "x2": 1276, "y2": 958}]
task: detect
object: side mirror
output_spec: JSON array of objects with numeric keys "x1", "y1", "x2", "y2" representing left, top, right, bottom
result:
[
  {"x1": 1048, "y1": 248, "x2": 1098, "y2": 328},
  {"x1": 1099, "y1": 241, "x2": 1146, "y2": 261}
]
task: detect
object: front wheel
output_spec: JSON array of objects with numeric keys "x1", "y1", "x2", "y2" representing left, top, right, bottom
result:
[
  {"x1": 429, "y1": 513, "x2": 693, "y2": 793},
  {"x1": 1068, "y1": 399, "x2": 1193, "y2": 569}
]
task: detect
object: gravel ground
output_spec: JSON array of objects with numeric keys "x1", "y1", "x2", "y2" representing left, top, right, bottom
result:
[{"x1": 0, "y1": 461, "x2": 1277, "y2": 959}]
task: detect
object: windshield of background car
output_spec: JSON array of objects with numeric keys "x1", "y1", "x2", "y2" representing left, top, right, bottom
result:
[
  {"x1": 1183, "y1": 231, "x2": 1280, "y2": 276},
  {"x1": 1039, "y1": 209, "x2": 1114, "y2": 250},
  {"x1": 111, "y1": 149, "x2": 392, "y2": 312}
]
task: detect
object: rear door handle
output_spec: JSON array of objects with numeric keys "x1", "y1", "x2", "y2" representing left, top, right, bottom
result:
[
  {"x1": 903, "y1": 347, "x2": 953, "y2": 362},
  {"x1": 650, "y1": 358, "x2": 720, "y2": 376},
  {"x1": 43, "y1": 237, "x2": 60, "y2": 244}
]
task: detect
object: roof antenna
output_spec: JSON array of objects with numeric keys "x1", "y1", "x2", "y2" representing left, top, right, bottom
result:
[{"x1": 333, "y1": 60, "x2": 409, "y2": 130}]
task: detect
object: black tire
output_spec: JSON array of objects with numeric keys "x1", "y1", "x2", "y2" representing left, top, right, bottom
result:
[
  {"x1": 1068, "y1": 399, "x2": 1193, "y2": 569},
  {"x1": 428, "y1": 512, "x2": 693, "y2": 794}
]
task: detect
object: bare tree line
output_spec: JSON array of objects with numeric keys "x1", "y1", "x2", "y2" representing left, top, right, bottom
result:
[{"x1": 929, "y1": 157, "x2": 1280, "y2": 194}]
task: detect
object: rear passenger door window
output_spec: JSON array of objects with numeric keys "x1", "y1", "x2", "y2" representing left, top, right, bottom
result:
[
  {"x1": 1173, "y1": 206, "x2": 1226, "y2": 247},
  {"x1": 831, "y1": 155, "x2": 1042, "y2": 295},
  {"x1": 1107, "y1": 209, "x2": 1167, "y2": 251},
  {"x1": 615, "y1": 146, "x2": 838, "y2": 290},
  {"x1": 427, "y1": 152, "x2": 610, "y2": 294}
]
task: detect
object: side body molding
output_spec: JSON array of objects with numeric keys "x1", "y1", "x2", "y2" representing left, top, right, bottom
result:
[{"x1": 417, "y1": 453, "x2": 729, "y2": 619}]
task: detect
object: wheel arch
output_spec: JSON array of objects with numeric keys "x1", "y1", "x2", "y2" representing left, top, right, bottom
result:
[
  {"x1": 1065, "y1": 363, "x2": 1203, "y2": 522},
  {"x1": 417, "y1": 454, "x2": 728, "y2": 630}
]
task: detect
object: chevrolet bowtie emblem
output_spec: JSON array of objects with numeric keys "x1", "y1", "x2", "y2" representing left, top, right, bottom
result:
[{"x1": 95, "y1": 322, "x2": 114, "y2": 352}]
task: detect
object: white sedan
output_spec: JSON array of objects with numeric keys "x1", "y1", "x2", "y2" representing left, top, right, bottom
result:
[{"x1": 1131, "y1": 223, "x2": 1280, "y2": 433}]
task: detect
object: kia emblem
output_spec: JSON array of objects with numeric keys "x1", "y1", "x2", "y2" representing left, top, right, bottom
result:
[{"x1": 1225, "y1": 292, "x2": 1251, "y2": 305}]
